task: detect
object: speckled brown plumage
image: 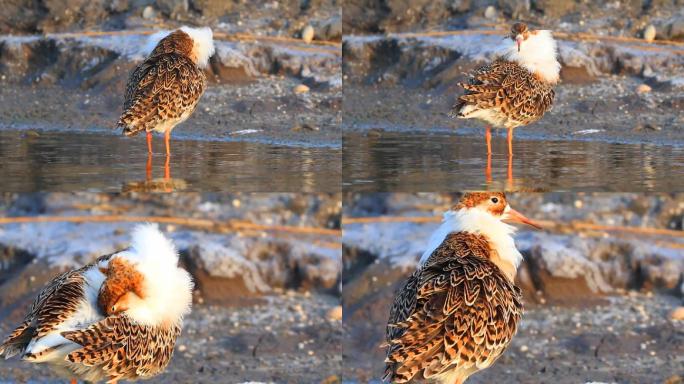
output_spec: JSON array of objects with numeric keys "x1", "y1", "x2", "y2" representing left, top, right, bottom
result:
[
  {"x1": 452, "y1": 58, "x2": 555, "y2": 128},
  {"x1": 384, "y1": 232, "x2": 523, "y2": 383},
  {"x1": 118, "y1": 29, "x2": 206, "y2": 137},
  {"x1": 0, "y1": 254, "x2": 114, "y2": 360},
  {"x1": 62, "y1": 316, "x2": 181, "y2": 383}
]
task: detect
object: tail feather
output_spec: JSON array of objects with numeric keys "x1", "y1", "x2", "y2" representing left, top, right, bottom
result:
[
  {"x1": 117, "y1": 106, "x2": 158, "y2": 137},
  {"x1": 0, "y1": 324, "x2": 35, "y2": 359}
]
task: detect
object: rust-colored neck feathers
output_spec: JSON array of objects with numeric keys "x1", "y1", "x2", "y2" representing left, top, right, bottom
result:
[{"x1": 98, "y1": 257, "x2": 145, "y2": 315}]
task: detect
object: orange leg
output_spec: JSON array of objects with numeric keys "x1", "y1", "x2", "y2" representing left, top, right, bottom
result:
[
  {"x1": 146, "y1": 131, "x2": 153, "y2": 154},
  {"x1": 146, "y1": 152, "x2": 152, "y2": 181},
  {"x1": 507, "y1": 128, "x2": 514, "y2": 186},
  {"x1": 485, "y1": 126, "x2": 492, "y2": 155},
  {"x1": 71, "y1": 379, "x2": 77, "y2": 384},
  {"x1": 164, "y1": 154, "x2": 171, "y2": 181},
  {"x1": 164, "y1": 130, "x2": 171, "y2": 157}
]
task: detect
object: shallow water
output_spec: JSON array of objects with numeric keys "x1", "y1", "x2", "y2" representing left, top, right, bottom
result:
[
  {"x1": 343, "y1": 131, "x2": 684, "y2": 192},
  {"x1": 0, "y1": 130, "x2": 341, "y2": 192}
]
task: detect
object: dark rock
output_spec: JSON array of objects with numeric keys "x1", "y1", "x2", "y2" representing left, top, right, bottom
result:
[
  {"x1": 188, "y1": 0, "x2": 233, "y2": 18},
  {"x1": 156, "y1": 0, "x2": 189, "y2": 19},
  {"x1": 531, "y1": 0, "x2": 577, "y2": 18}
]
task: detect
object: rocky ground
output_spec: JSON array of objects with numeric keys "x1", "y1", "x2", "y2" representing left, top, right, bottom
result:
[
  {"x1": 342, "y1": 193, "x2": 684, "y2": 383},
  {"x1": 0, "y1": 193, "x2": 342, "y2": 383},
  {"x1": 343, "y1": 31, "x2": 684, "y2": 146}
]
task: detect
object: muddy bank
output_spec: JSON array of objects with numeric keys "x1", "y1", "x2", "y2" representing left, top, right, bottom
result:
[
  {"x1": 0, "y1": 0, "x2": 341, "y2": 41},
  {"x1": 0, "y1": 32, "x2": 342, "y2": 148},
  {"x1": 344, "y1": 0, "x2": 684, "y2": 41},
  {"x1": 342, "y1": 33, "x2": 684, "y2": 146},
  {"x1": 342, "y1": 192, "x2": 684, "y2": 382}
]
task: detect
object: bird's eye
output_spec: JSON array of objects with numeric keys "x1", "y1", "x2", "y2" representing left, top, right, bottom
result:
[
  {"x1": 491, "y1": 197, "x2": 499, "y2": 203},
  {"x1": 111, "y1": 306, "x2": 116, "y2": 312}
]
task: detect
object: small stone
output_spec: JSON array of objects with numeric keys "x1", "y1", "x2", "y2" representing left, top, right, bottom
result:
[
  {"x1": 327, "y1": 306, "x2": 342, "y2": 321},
  {"x1": 636, "y1": 84, "x2": 652, "y2": 94},
  {"x1": 643, "y1": 25, "x2": 656, "y2": 42},
  {"x1": 293, "y1": 84, "x2": 310, "y2": 94},
  {"x1": 178, "y1": 344, "x2": 187, "y2": 352},
  {"x1": 301, "y1": 25, "x2": 315, "y2": 43},
  {"x1": 142, "y1": 6, "x2": 156, "y2": 19},
  {"x1": 484, "y1": 5, "x2": 497, "y2": 19},
  {"x1": 670, "y1": 306, "x2": 684, "y2": 320},
  {"x1": 519, "y1": 345, "x2": 529, "y2": 352}
]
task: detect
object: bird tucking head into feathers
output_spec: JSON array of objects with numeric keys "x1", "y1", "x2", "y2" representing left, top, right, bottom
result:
[
  {"x1": 97, "y1": 224, "x2": 194, "y2": 327},
  {"x1": 147, "y1": 26, "x2": 215, "y2": 68}
]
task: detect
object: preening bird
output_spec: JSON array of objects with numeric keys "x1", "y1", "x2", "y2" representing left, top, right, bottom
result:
[
  {"x1": 117, "y1": 26, "x2": 215, "y2": 157},
  {"x1": 0, "y1": 224, "x2": 193, "y2": 384},
  {"x1": 384, "y1": 192, "x2": 541, "y2": 384},
  {"x1": 451, "y1": 22, "x2": 560, "y2": 158}
]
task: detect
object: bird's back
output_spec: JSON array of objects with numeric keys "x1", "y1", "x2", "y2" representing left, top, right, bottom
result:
[
  {"x1": 452, "y1": 58, "x2": 555, "y2": 129},
  {"x1": 118, "y1": 52, "x2": 207, "y2": 137},
  {"x1": 384, "y1": 232, "x2": 523, "y2": 383}
]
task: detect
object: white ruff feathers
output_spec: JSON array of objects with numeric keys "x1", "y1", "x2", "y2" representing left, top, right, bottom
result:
[
  {"x1": 115, "y1": 224, "x2": 194, "y2": 327},
  {"x1": 502, "y1": 30, "x2": 560, "y2": 83},
  {"x1": 180, "y1": 26, "x2": 215, "y2": 68},
  {"x1": 419, "y1": 207, "x2": 522, "y2": 269}
]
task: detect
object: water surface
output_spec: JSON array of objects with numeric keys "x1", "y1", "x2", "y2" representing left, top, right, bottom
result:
[
  {"x1": 343, "y1": 131, "x2": 684, "y2": 192},
  {"x1": 0, "y1": 130, "x2": 341, "y2": 192}
]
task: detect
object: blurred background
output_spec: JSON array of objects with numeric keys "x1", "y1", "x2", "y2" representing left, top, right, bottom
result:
[
  {"x1": 342, "y1": 193, "x2": 684, "y2": 383},
  {"x1": 0, "y1": 1, "x2": 342, "y2": 191},
  {"x1": 342, "y1": 0, "x2": 684, "y2": 191},
  {"x1": 0, "y1": 192, "x2": 342, "y2": 383}
]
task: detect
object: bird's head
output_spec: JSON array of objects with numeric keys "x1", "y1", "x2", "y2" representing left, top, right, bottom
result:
[
  {"x1": 149, "y1": 26, "x2": 215, "y2": 68},
  {"x1": 98, "y1": 257, "x2": 146, "y2": 316},
  {"x1": 503, "y1": 22, "x2": 560, "y2": 84},
  {"x1": 510, "y1": 22, "x2": 529, "y2": 52},
  {"x1": 451, "y1": 192, "x2": 541, "y2": 230}
]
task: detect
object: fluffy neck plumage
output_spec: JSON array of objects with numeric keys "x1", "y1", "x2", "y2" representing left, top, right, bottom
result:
[
  {"x1": 116, "y1": 224, "x2": 193, "y2": 327},
  {"x1": 502, "y1": 30, "x2": 560, "y2": 84},
  {"x1": 420, "y1": 208, "x2": 522, "y2": 281},
  {"x1": 180, "y1": 26, "x2": 215, "y2": 68}
]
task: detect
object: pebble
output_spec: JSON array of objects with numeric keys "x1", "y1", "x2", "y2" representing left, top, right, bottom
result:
[
  {"x1": 327, "y1": 306, "x2": 342, "y2": 321},
  {"x1": 484, "y1": 6, "x2": 497, "y2": 19},
  {"x1": 302, "y1": 25, "x2": 314, "y2": 43},
  {"x1": 142, "y1": 6, "x2": 156, "y2": 19},
  {"x1": 293, "y1": 84, "x2": 310, "y2": 94},
  {"x1": 178, "y1": 344, "x2": 187, "y2": 352},
  {"x1": 643, "y1": 25, "x2": 656, "y2": 42},
  {"x1": 519, "y1": 345, "x2": 529, "y2": 352},
  {"x1": 670, "y1": 306, "x2": 684, "y2": 320},
  {"x1": 636, "y1": 84, "x2": 652, "y2": 94}
]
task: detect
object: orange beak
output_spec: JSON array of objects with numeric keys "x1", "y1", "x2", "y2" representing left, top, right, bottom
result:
[{"x1": 504, "y1": 207, "x2": 542, "y2": 230}]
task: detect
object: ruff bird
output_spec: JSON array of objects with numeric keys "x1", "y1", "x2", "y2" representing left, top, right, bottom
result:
[
  {"x1": 117, "y1": 26, "x2": 215, "y2": 159},
  {"x1": 0, "y1": 224, "x2": 193, "y2": 383},
  {"x1": 384, "y1": 192, "x2": 540, "y2": 384}
]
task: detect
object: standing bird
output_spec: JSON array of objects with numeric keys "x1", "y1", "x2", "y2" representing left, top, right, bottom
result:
[
  {"x1": 384, "y1": 192, "x2": 541, "y2": 384},
  {"x1": 117, "y1": 26, "x2": 214, "y2": 168},
  {"x1": 0, "y1": 224, "x2": 193, "y2": 383},
  {"x1": 451, "y1": 23, "x2": 559, "y2": 181}
]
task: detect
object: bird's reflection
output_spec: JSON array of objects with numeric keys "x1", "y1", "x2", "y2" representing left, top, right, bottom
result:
[{"x1": 124, "y1": 153, "x2": 187, "y2": 192}]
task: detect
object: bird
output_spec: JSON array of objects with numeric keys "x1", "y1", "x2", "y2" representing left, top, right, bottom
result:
[
  {"x1": 117, "y1": 26, "x2": 215, "y2": 163},
  {"x1": 450, "y1": 22, "x2": 559, "y2": 181},
  {"x1": 0, "y1": 224, "x2": 193, "y2": 383},
  {"x1": 383, "y1": 192, "x2": 541, "y2": 384}
]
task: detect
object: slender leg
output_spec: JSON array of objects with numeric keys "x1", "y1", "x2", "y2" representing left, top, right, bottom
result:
[
  {"x1": 164, "y1": 130, "x2": 171, "y2": 157},
  {"x1": 164, "y1": 154, "x2": 171, "y2": 181},
  {"x1": 485, "y1": 126, "x2": 492, "y2": 182},
  {"x1": 71, "y1": 379, "x2": 77, "y2": 384},
  {"x1": 146, "y1": 152, "x2": 152, "y2": 181},
  {"x1": 146, "y1": 131, "x2": 153, "y2": 154},
  {"x1": 485, "y1": 126, "x2": 492, "y2": 155},
  {"x1": 507, "y1": 128, "x2": 513, "y2": 186}
]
